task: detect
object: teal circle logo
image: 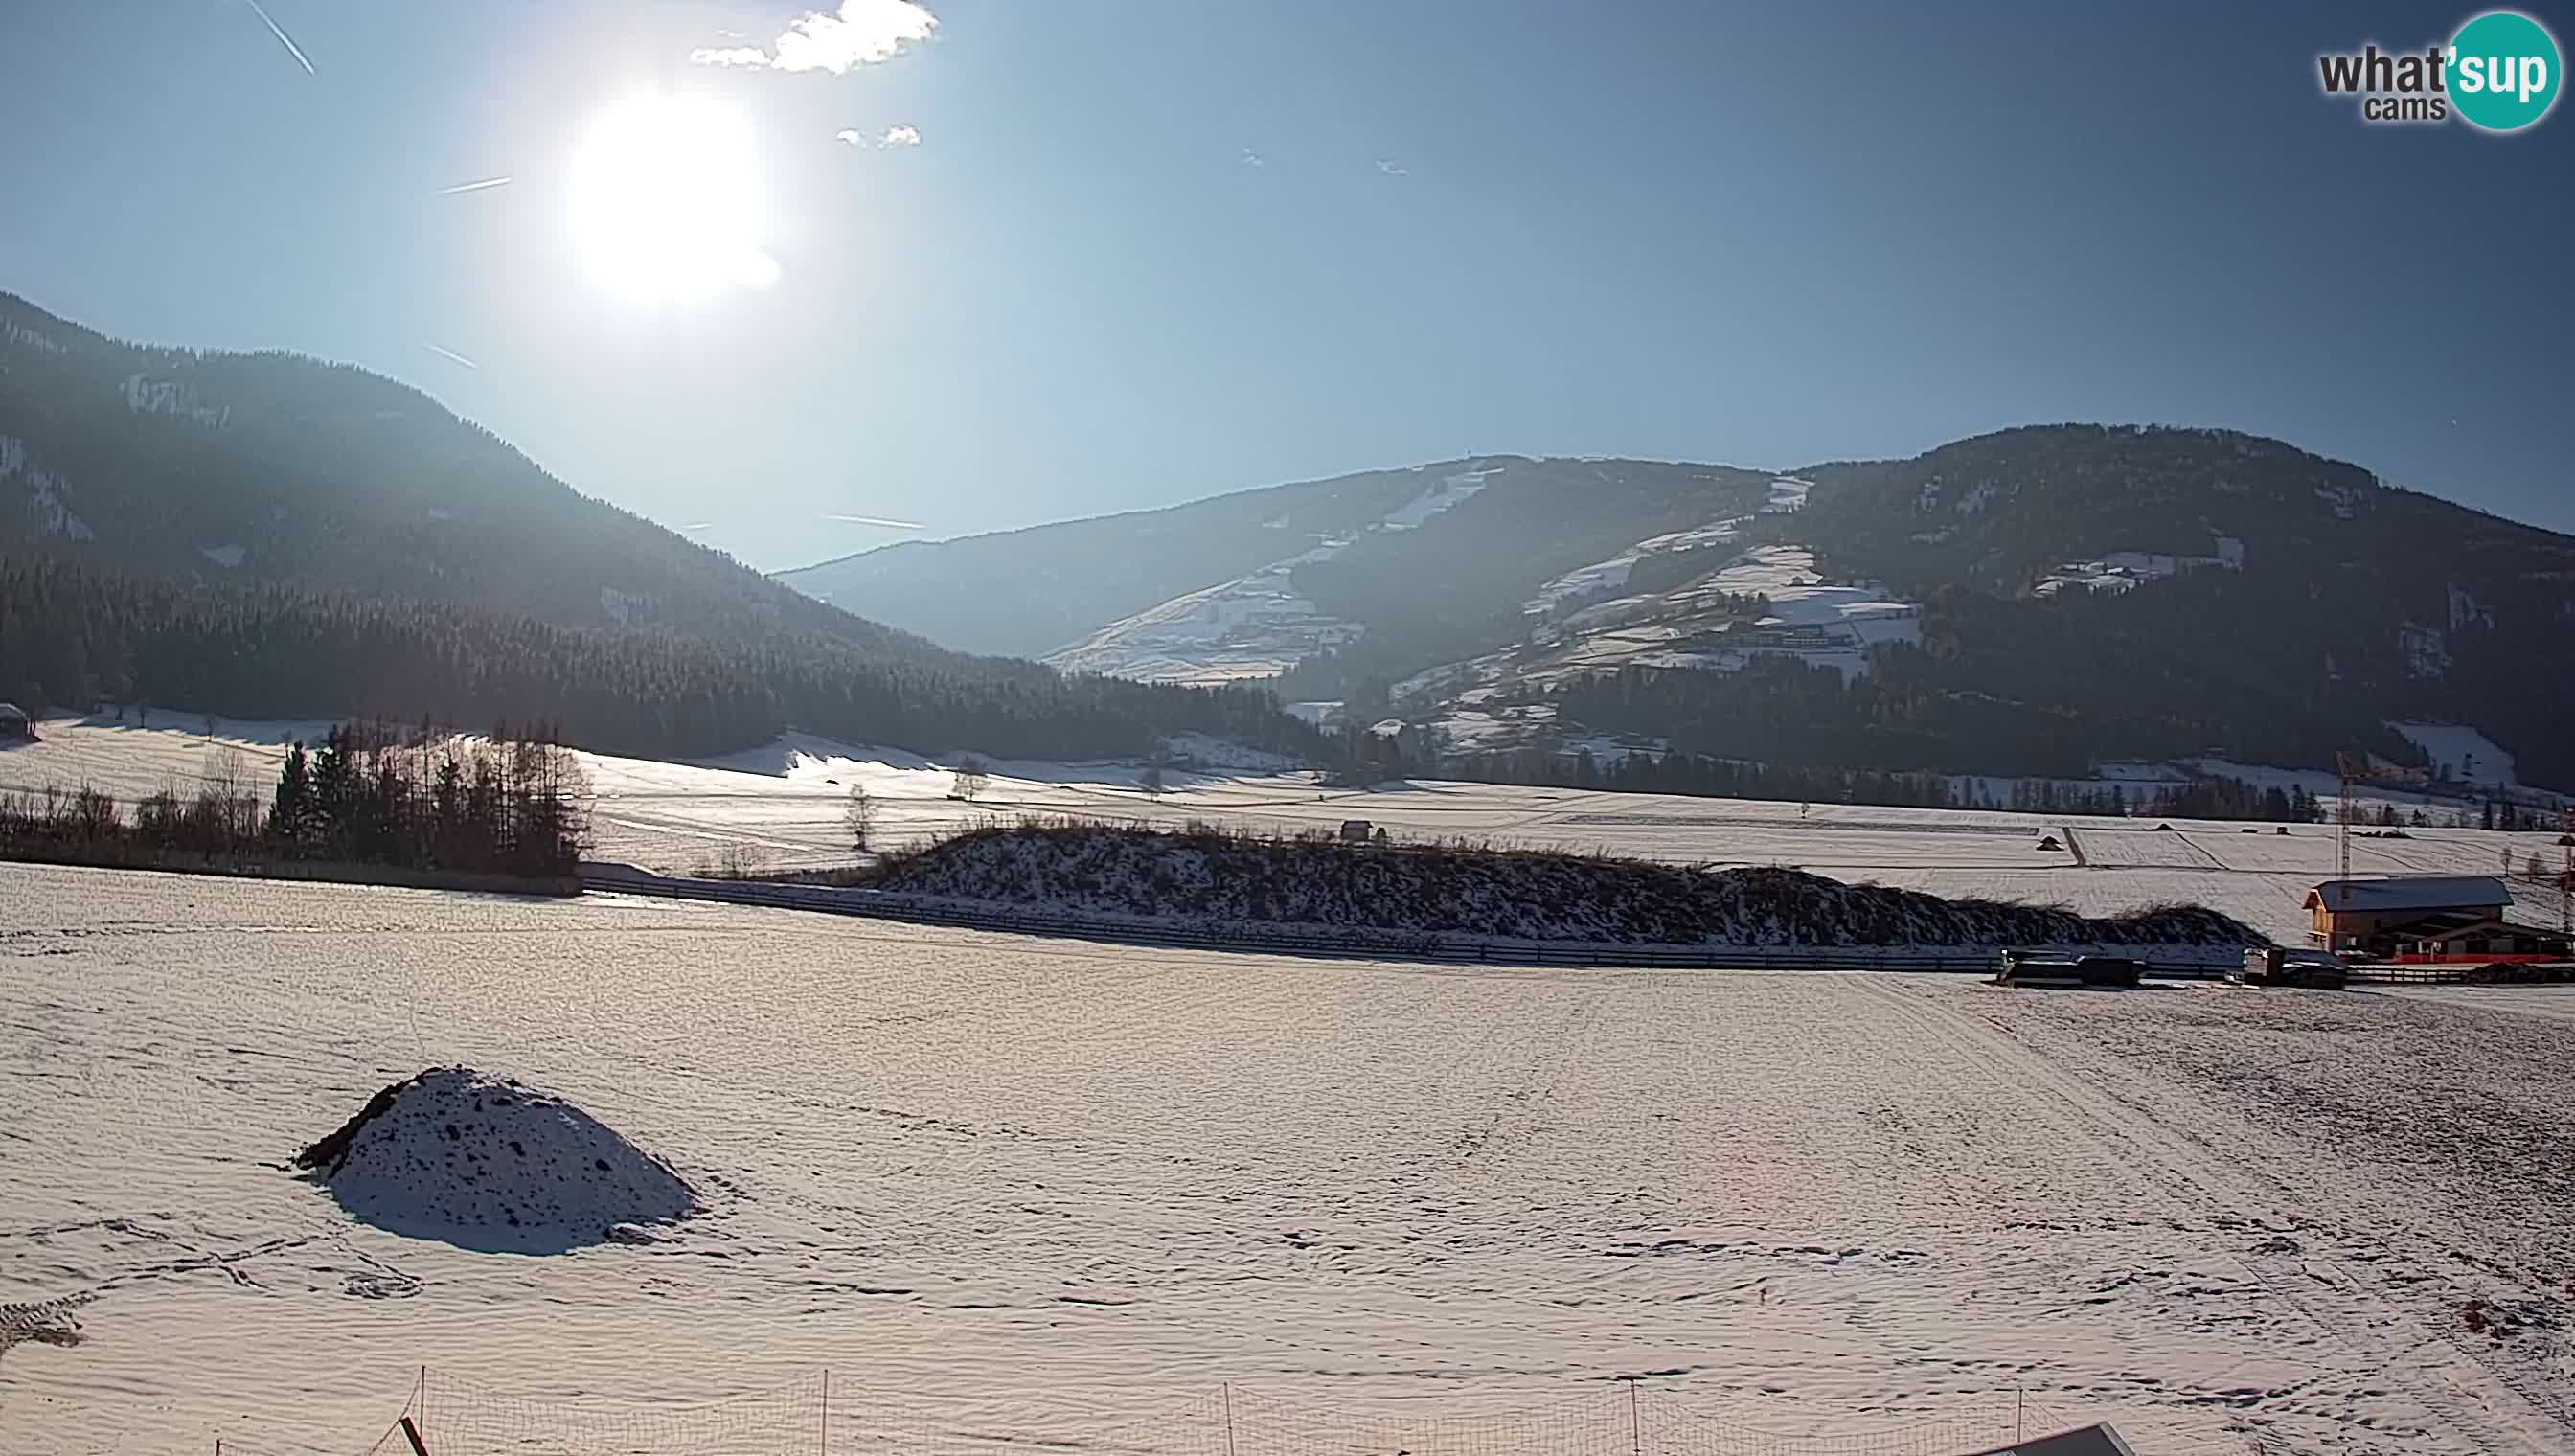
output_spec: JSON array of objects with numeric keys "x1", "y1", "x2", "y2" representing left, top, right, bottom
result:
[{"x1": 2450, "y1": 11, "x2": 2562, "y2": 131}]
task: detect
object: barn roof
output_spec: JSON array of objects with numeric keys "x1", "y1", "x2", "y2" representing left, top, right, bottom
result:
[{"x1": 2304, "y1": 876, "x2": 2512, "y2": 913}]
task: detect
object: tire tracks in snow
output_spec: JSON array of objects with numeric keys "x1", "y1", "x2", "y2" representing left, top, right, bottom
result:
[{"x1": 1855, "y1": 977, "x2": 2569, "y2": 1454}]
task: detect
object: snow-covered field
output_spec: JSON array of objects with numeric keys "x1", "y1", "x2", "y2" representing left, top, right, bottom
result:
[
  {"x1": 7, "y1": 865, "x2": 2575, "y2": 1456},
  {"x1": 6, "y1": 717, "x2": 2567, "y2": 946}
]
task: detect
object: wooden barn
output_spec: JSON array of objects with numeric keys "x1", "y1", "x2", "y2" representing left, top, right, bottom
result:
[{"x1": 2305, "y1": 875, "x2": 2533, "y2": 957}]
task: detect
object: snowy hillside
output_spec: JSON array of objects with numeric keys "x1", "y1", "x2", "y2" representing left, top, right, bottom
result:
[
  {"x1": 1522, "y1": 516, "x2": 1750, "y2": 616},
  {"x1": 2388, "y1": 721, "x2": 2517, "y2": 787},
  {"x1": 1043, "y1": 468, "x2": 1496, "y2": 683},
  {"x1": 1390, "y1": 538, "x2": 1920, "y2": 759}
]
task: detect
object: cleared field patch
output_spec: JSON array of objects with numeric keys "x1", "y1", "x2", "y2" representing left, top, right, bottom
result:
[{"x1": 2061, "y1": 826, "x2": 2221, "y2": 869}]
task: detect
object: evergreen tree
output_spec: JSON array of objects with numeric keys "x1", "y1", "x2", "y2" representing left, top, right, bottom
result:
[{"x1": 267, "y1": 742, "x2": 313, "y2": 852}]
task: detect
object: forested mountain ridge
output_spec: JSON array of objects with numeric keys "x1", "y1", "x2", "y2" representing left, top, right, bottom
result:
[
  {"x1": 1793, "y1": 425, "x2": 2575, "y2": 609},
  {"x1": 776, "y1": 425, "x2": 2575, "y2": 789},
  {"x1": 1761, "y1": 425, "x2": 2575, "y2": 783},
  {"x1": 0, "y1": 556, "x2": 1312, "y2": 762},
  {"x1": 0, "y1": 293, "x2": 1325, "y2": 762},
  {"x1": 0, "y1": 291, "x2": 945, "y2": 659}
]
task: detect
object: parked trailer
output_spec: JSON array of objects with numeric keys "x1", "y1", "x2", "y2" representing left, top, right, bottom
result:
[
  {"x1": 2238, "y1": 946, "x2": 2350, "y2": 990},
  {"x1": 1993, "y1": 952, "x2": 2141, "y2": 989}
]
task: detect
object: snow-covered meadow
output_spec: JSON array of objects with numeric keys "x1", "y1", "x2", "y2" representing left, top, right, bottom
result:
[
  {"x1": 6, "y1": 715, "x2": 2564, "y2": 947},
  {"x1": 6, "y1": 865, "x2": 2574, "y2": 1456}
]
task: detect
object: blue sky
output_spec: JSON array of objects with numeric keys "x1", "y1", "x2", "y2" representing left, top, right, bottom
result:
[{"x1": 3, "y1": 1, "x2": 2569, "y2": 568}]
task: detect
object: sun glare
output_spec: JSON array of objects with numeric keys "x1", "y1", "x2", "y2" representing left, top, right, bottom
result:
[{"x1": 569, "y1": 95, "x2": 778, "y2": 302}]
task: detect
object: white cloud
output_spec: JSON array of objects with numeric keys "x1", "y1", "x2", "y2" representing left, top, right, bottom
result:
[
  {"x1": 693, "y1": 0, "x2": 937, "y2": 75},
  {"x1": 1240, "y1": 148, "x2": 1265, "y2": 168},
  {"x1": 1377, "y1": 158, "x2": 1409, "y2": 176},
  {"x1": 835, "y1": 124, "x2": 921, "y2": 148}
]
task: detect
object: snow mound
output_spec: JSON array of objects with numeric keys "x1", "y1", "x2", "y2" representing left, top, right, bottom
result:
[{"x1": 296, "y1": 1069, "x2": 695, "y2": 1252}]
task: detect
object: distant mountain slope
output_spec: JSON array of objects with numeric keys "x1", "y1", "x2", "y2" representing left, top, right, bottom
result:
[
  {"x1": 775, "y1": 466, "x2": 1450, "y2": 656},
  {"x1": 780, "y1": 456, "x2": 1780, "y2": 666},
  {"x1": 0, "y1": 291, "x2": 933, "y2": 658},
  {"x1": 0, "y1": 292, "x2": 1324, "y2": 762},
  {"x1": 782, "y1": 425, "x2": 2575, "y2": 789}
]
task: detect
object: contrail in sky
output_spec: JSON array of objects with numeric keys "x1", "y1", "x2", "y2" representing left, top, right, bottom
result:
[
  {"x1": 437, "y1": 176, "x2": 513, "y2": 195},
  {"x1": 422, "y1": 343, "x2": 478, "y2": 370},
  {"x1": 241, "y1": 0, "x2": 315, "y2": 74},
  {"x1": 822, "y1": 512, "x2": 925, "y2": 529}
]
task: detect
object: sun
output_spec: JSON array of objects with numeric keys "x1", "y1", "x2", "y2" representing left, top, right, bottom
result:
[{"x1": 569, "y1": 95, "x2": 779, "y2": 301}]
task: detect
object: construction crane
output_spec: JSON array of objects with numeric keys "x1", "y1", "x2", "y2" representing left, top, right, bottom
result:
[
  {"x1": 2333, "y1": 750, "x2": 2420, "y2": 886},
  {"x1": 2561, "y1": 806, "x2": 2572, "y2": 943}
]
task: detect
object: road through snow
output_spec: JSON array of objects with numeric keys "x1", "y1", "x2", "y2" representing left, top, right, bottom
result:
[{"x1": 4, "y1": 866, "x2": 2570, "y2": 1456}]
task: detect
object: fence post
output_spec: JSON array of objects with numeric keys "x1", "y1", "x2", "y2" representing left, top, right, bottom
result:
[
  {"x1": 1620, "y1": 1375, "x2": 1641, "y2": 1456},
  {"x1": 821, "y1": 1367, "x2": 830, "y2": 1456},
  {"x1": 1222, "y1": 1382, "x2": 1238, "y2": 1456}
]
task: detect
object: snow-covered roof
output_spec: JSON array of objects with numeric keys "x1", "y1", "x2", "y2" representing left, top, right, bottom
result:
[{"x1": 2303, "y1": 876, "x2": 2511, "y2": 913}]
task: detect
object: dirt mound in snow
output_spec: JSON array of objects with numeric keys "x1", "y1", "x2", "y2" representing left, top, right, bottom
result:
[
  {"x1": 865, "y1": 822, "x2": 2267, "y2": 949},
  {"x1": 297, "y1": 1069, "x2": 695, "y2": 1252}
]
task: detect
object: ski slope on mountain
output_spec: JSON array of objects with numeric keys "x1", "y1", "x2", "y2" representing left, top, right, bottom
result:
[{"x1": 1042, "y1": 468, "x2": 1495, "y2": 684}]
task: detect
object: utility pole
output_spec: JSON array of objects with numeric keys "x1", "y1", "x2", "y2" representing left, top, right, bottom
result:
[
  {"x1": 2335, "y1": 752, "x2": 2358, "y2": 946},
  {"x1": 2562, "y1": 807, "x2": 2572, "y2": 942}
]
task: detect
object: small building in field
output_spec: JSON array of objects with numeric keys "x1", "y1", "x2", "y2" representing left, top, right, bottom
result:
[
  {"x1": 0, "y1": 701, "x2": 32, "y2": 741},
  {"x1": 2305, "y1": 875, "x2": 2511, "y2": 953},
  {"x1": 1339, "y1": 819, "x2": 1374, "y2": 844}
]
